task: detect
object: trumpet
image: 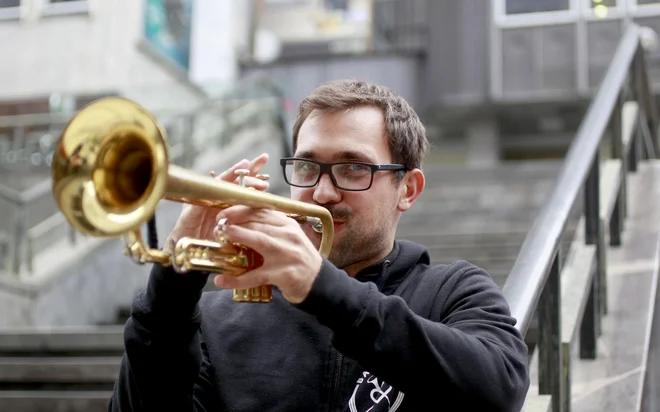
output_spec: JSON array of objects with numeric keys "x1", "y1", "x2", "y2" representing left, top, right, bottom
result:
[{"x1": 51, "y1": 96, "x2": 334, "y2": 303}]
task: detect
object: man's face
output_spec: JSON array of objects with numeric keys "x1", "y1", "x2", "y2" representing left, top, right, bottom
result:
[{"x1": 291, "y1": 106, "x2": 403, "y2": 270}]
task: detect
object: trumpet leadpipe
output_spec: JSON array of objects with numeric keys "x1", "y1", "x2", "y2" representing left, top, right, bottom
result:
[{"x1": 287, "y1": 214, "x2": 324, "y2": 233}]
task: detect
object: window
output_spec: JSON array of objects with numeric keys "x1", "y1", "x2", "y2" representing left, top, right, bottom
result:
[
  {"x1": 505, "y1": 0, "x2": 569, "y2": 15},
  {"x1": 589, "y1": 0, "x2": 618, "y2": 18},
  {"x1": 41, "y1": 0, "x2": 89, "y2": 16},
  {"x1": 638, "y1": 0, "x2": 660, "y2": 4},
  {"x1": 0, "y1": 0, "x2": 19, "y2": 7},
  {"x1": 591, "y1": 0, "x2": 616, "y2": 7},
  {"x1": 0, "y1": 0, "x2": 20, "y2": 20}
]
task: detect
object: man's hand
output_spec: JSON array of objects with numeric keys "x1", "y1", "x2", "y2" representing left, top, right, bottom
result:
[
  {"x1": 164, "y1": 154, "x2": 270, "y2": 253},
  {"x1": 212, "y1": 206, "x2": 324, "y2": 304}
]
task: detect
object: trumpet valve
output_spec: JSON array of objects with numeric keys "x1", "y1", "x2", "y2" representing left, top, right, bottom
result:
[
  {"x1": 235, "y1": 169, "x2": 250, "y2": 187},
  {"x1": 233, "y1": 286, "x2": 273, "y2": 303}
]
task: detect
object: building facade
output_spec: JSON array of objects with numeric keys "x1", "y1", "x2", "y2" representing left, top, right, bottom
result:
[
  {"x1": 0, "y1": 0, "x2": 254, "y2": 115},
  {"x1": 245, "y1": 0, "x2": 660, "y2": 161},
  {"x1": 2, "y1": 0, "x2": 660, "y2": 162}
]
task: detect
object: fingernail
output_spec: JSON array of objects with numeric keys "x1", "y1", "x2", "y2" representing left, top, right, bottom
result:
[{"x1": 216, "y1": 217, "x2": 228, "y2": 227}]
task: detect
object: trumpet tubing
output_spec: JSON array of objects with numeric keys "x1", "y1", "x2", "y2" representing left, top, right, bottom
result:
[{"x1": 51, "y1": 96, "x2": 334, "y2": 303}]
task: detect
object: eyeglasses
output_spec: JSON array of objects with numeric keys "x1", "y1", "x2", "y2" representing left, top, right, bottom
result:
[{"x1": 280, "y1": 157, "x2": 408, "y2": 191}]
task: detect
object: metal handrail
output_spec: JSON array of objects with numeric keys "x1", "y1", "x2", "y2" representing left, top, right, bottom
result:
[
  {"x1": 502, "y1": 26, "x2": 642, "y2": 332},
  {"x1": 501, "y1": 23, "x2": 659, "y2": 412}
]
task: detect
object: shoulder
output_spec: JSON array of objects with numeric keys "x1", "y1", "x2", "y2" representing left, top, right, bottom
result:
[
  {"x1": 398, "y1": 260, "x2": 502, "y2": 320},
  {"x1": 402, "y1": 259, "x2": 493, "y2": 294}
]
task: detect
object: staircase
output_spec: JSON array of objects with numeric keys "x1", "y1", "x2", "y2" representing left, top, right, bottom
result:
[
  {"x1": 0, "y1": 159, "x2": 576, "y2": 411},
  {"x1": 0, "y1": 326, "x2": 123, "y2": 412},
  {"x1": 397, "y1": 160, "x2": 580, "y2": 288}
]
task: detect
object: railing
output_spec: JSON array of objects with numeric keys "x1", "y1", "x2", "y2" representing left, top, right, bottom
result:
[
  {"x1": 0, "y1": 77, "x2": 290, "y2": 276},
  {"x1": 501, "y1": 24, "x2": 659, "y2": 412}
]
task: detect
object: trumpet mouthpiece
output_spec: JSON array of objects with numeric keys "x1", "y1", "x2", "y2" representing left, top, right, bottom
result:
[{"x1": 306, "y1": 217, "x2": 324, "y2": 233}]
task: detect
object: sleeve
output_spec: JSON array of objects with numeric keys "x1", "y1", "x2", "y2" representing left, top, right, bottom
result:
[
  {"x1": 295, "y1": 259, "x2": 530, "y2": 412},
  {"x1": 107, "y1": 264, "x2": 221, "y2": 412}
]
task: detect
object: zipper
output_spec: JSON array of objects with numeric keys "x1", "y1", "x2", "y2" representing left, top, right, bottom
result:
[{"x1": 329, "y1": 349, "x2": 343, "y2": 412}]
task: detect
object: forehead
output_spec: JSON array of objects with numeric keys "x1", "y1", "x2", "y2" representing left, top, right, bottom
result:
[{"x1": 295, "y1": 106, "x2": 390, "y2": 163}]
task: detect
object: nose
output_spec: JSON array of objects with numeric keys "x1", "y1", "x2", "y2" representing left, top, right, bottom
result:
[{"x1": 312, "y1": 173, "x2": 341, "y2": 205}]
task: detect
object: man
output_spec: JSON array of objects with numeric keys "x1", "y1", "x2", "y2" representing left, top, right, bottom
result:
[{"x1": 108, "y1": 80, "x2": 530, "y2": 411}]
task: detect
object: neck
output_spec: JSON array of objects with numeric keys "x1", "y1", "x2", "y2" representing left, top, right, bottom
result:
[{"x1": 343, "y1": 242, "x2": 395, "y2": 277}]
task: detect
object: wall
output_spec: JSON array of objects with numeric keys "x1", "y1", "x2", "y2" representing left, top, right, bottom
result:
[
  {"x1": 243, "y1": 0, "x2": 492, "y2": 114},
  {"x1": 241, "y1": 53, "x2": 423, "y2": 110},
  {"x1": 423, "y1": 0, "x2": 491, "y2": 109},
  {"x1": 0, "y1": 0, "x2": 207, "y2": 113}
]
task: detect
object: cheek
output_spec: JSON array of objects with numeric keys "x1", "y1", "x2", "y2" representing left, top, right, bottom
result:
[
  {"x1": 346, "y1": 193, "x2": 381, "y2": 218},
  {"x1": 358, "y1": 190, "x2": 399, "y2": 219},
  {"x1": 290, "y1": 187, "x2": 309, "y2": 201}
]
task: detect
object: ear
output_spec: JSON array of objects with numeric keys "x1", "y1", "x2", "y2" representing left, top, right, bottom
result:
[{"x1": 397, "y1": 168, "x2": 425, "y2": 212}]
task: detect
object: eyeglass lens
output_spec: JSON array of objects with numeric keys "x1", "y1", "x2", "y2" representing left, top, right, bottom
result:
[{"x1": 283, "y1": 159, "x2": 373, "y2": 190}]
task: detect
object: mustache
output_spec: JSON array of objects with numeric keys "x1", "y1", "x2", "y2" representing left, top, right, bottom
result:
[{"x1": 323, "y1": 205, "x2": 352, "y2": 222}]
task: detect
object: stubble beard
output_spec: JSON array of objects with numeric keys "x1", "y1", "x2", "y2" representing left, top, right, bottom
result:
[
  {"x1": 326, "y1": 209, "x2": 393, "y2": 270},
  {"x1": 328, "y1": 226, "x2": 387, "y2": 269},
  {"x1": 304, "y1": 203, "x2": 396, "y2": 271}
]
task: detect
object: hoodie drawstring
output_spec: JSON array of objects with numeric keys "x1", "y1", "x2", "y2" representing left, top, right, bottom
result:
[{"x1": 375, "y1": 260, "x2": 392, "y2": 292}]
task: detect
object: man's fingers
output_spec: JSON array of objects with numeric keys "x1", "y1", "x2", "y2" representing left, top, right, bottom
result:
[
  {"x1": 248, "y1": 153, "x2": 269, "y2": 175},
  {"x1": 215, "y1": 206, "x2": 289, "y2": 227},
  {"x1": 217, "y1": 159, "x2": 250, "y2": 181},
  {"x1": 218, "y1": 223, "x2": 282, "y2": 257},
  {"x1": 213, "y1": 154, "x2": 270, "y2": 188},
  {"x1": 236, "y1": 175, "x2": 269, "y2": 190}
]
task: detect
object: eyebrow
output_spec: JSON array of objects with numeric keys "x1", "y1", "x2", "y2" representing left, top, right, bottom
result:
[{"x1": 295, "y1": 150, "x2": 378, "y2": 164}]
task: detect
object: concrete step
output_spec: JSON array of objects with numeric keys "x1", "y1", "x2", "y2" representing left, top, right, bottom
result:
[
  {"x1": 420, "y1": 161, "x2": 561, "y2": 182},
  {"x1": 398, "y1": 225, "x2": 578, "y2": 244},
  {"x1": 0, "y1": 357, "x2": 120, "y2": 384},
  {"x1": 0, "y1": 327, "x2": 122, "y2": 412},
  {"x1": 0, "y1": 391, "x2": 111, "y2": 412},
  {"x1": 400, "y1": 208, "x2": 544, "y2": 222},
  {"x1": 0, "y1": 326, "x2": 124, "y2": 354}
]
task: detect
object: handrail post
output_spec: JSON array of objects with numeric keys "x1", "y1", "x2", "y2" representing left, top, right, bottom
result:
[
  {"x1": 68, "y1": 223, "x2": 76, "y2": 244},
  {"x1": 634, "y1": 47, "x2": 659, "y2": 158},
  {"x1": 10, "y1": 205, "x2": 27, "y2": 275},
  {"x1": 181, "y1": 113, "x2": 196, "y2": 169},
  {"x1": 610, "y1": 92, "x2": 625, "y2": 245},
  {"x1": 581, "y1": 150, "x2": 601, "y2": 358},
  {"x1": 25, "y1": 236, "x2": 33, "y2": 274},
  {"x1": 538, "y1": 249, "x2": 563, "y2": 412}
]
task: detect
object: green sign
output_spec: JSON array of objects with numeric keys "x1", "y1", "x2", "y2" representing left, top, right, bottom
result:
[{"x1": 144, "y1": 0, "x2": 193, "y2": 71}]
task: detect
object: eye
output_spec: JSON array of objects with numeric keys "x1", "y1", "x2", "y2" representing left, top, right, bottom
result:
[
  {"x1": 292, "y1": 161, "x2": 319, "y2": 177},
  {"x1": 337, "y1": 163, "x2": 370, "y2": 177}
]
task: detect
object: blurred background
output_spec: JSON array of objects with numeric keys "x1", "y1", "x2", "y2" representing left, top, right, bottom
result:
[{"x1": 1, "y1": 1, "x2": 660, "y2": 411}]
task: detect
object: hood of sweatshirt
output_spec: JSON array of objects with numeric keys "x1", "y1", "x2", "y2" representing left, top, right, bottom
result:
[{"x1": 353, "y1": 239, "x2": 431, "y2": 295}]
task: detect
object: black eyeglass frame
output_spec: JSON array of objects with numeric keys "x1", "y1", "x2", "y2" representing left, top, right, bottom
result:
[{"x1": 280, "y1": 157, "x2": 409, "y2": 191}]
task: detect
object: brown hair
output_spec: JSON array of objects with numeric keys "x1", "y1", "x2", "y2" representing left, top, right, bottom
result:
[{"x1": 291, "y1": 79, "x2": 428, "y2": 170}]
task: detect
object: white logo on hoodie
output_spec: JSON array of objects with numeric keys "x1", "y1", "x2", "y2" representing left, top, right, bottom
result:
[{"x1": 348, "y1": 371, "x2": 404, "y2": 412}]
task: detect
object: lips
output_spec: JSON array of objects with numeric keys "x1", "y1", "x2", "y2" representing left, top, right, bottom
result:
[{"x1": 333, "y1": 221, "x2": 345, "y2": 231}]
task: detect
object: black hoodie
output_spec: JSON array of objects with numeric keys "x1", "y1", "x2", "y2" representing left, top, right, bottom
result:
[{"x1": 108, "y1": 240, "x2": 530, "y2": 412}]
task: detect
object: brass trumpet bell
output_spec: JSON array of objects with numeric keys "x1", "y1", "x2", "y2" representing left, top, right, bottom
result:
[{"x1": 51, "y1": 96, "x2": 334, "y2": 303}]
